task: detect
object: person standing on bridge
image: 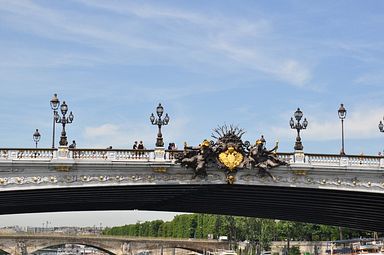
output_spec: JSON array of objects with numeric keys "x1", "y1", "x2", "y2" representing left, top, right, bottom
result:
[
  {"x1": 69, "y1": 140, "x2": 76, "y2": 148},
  {"x1": 137, "y1": 141, "x2": 145, "y2": 157},
  {"x1": 133, "y1": 141, "x2": 138, "y2": 150},
  {"x1": 138, "y1": 141, "x2": 145, "y2": 150}
]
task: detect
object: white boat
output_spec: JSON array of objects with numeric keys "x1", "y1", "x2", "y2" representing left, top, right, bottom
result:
[{"x1": 216, "y1": 250, "x2": 237, "y2": 255}]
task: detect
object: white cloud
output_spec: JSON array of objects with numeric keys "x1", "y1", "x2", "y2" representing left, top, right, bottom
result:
[
  {"x1": 354, "y1": 72, "x2": 384, "y2": 86},
  {"x1": 84, "y1": 123, "x2": 152, "y2": 148},
  {"x1": 75, "y1": 0, "x2": 210, "y2": 25},
  {"x1": 0, "y1": 0, "x2": 314, "y2": 89},
  {"x1": 211, "y1": 41, "x2": 312, "y2": 87},
  {"x1": 0, "y1": 0, "x2": 164, "y2": 50},
  {"x1": 82, "y1": 117, "x2": 192, "y2": 149},
  {"x1": 84, "y1": 124, "x2": 120, "y2": 137}
]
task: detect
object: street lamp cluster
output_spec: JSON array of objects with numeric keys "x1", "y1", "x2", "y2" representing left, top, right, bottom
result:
[
  {"x1": 290, "y1": 103, "x2": 383, "y2": 155},
  {"x1": 49, "y1": 94, "x2": 74, "y2": 147},
  {"x1": 289, "y1": 105, "x2": 347, "y2": 154},
  {"x1": 289, "y1": 108, "x2": 308, "y2": 151},
  {"x1": 150, "y1": 103, "x2": 170, "y2": 147},
  {"x1": 55, "y1": 101, "x2": 74, "y2": 146},
  {"x1": 32, "y1": 97, "x2": 382, "y2": 153}
]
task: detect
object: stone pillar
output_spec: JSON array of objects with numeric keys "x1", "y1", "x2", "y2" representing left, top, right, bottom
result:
[
  {"x1": 160, "y1": 246, "x2": 163, "y2": 255},
  {"x1": 294, "y1": 150, "x2": 305, "y2": 164},
  {"x1": 339, "y1": 156, "x2": 349, "y2": 167},
  {"x1": 15, "y1": 241, "x2": 27, "y2": 255},
  {"x1": 172, "y1": 248, "x2": 176, "y2": 255},
  {"x1": 154, "y1": 147, "x2": 165, "y2": 161},
  {"x1": 121, "y1": 242, "x2": 131, "y2": 255},
  {"x1": 57, "y1": 146, "x2": 69, "y2": 159}
]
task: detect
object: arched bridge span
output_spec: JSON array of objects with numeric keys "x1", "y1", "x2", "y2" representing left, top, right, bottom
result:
[
  {"x1": 0, "y1": 235, "x2": 227, "y2": 255},
  {"x1": 2, "y1": 183, "x2": 384, "y2": 232},
  {"x1": 0, "y1": 148, "x2": 383, "y2": 232}
]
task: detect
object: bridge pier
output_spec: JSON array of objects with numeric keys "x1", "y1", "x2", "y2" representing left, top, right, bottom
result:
[
  {"x1": 2, "y1": 241, "x2": 29, "y2": 255},
  {"x1": 120, "y1": 242, "x2": 131, "y2": 255}
]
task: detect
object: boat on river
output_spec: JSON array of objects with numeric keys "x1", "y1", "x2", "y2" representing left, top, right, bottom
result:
[{"x1": 326, "y1": 239, "x2": 384, "y2": 255}]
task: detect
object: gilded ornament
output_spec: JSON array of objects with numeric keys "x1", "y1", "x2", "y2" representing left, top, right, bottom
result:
[
  {"x1": 153, "y1": 167, "x2": 167, "y2": 173},
  {"x1": 219, "y1": 146, "x2": 243, "y2": 171},
  {"x1": 227, "y1": 175, "x2": 235, "y2": 184},
  {"x1": 176, "y1": 125, "x2": 288, "y2": 183}
]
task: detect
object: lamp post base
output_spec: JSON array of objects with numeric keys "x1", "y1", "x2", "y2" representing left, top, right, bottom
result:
[
  {"x1": 156, "y1": 137, "x2": 164, "y2": 147},
  {"x1": 294, "y1": 142, "x2": 303, "y2": 151}
]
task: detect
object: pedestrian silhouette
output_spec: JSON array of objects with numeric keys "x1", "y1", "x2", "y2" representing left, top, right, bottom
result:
[
  {"x1": 69, "y1": 140, "x2": 76, "y2": 148},
  {"x1": 138, "y1": 141, "x2": 144, "y2": 150}
]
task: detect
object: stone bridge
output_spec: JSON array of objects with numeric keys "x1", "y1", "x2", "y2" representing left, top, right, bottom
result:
[
  {"x1": 0, "y1": 234, "x2": 228, "y2": 255},
  {"x1": 0, "y1": 147, "x2": 384, "y2": 231}
]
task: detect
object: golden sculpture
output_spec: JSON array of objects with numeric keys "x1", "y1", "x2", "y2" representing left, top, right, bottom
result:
[{"x1": 219, "y1": 146, "x2": 243, "y2": 171}]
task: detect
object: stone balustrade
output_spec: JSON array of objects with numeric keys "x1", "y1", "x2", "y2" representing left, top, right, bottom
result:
[
  {"x1": 0, "y1": 148, "x2": 55, "y2": 160},
  {"x1": 0, "y1": 147, "x2": 383, "y2": 168}
]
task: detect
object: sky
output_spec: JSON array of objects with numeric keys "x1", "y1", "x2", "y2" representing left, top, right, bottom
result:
[{"x1": 0, "y1": 0, "x2": 384, "y2": 227}]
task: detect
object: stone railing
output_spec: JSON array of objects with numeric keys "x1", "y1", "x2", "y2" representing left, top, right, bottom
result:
[
  {"x1": 304, "y1": 153, "x2": 384, "y2": 168},
  {"x1": 0, "y1": 148, "x2": 383, "y2": 168},
  {"x1": 71, "y1": 149, "x2": 153, "y2": 161},
  {"x1": 0, "y1": 148, "x2": 55, "y2": 160}
]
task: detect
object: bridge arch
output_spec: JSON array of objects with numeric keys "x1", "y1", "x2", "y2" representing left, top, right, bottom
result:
[
  {"x1": 26, "y1": 239, "x2": 121, "y2": 255},
  {"x1": 1, "y1": 182, "x2": 384, "y2": 232},
  {"x1": 0, "y1": 236, "x2": 228, "y2": 255},
  {"x1": 30, "y1": 242, "x2": 116, "y2": 255},
  {"x1": 0, "y1": 248, "x2": 10, "y2": 255}
]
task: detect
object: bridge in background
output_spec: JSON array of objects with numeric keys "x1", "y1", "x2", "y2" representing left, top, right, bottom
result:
[
  {"x1": 0, "y1": 234, "x2": 228, "y2": 255},
  {"x1": 0, "y1": 147, "x2": 383, "y2": 232}
]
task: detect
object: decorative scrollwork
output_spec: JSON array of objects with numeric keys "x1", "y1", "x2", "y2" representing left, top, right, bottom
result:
[{"x1": 176, "y1": 125, "x2": 289, "y2": 184}]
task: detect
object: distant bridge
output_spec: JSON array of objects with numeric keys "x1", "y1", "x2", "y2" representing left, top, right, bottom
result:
[
  {"x1": 0, "y1": 147, "x2": 383, "y2": 231},
  {"x1": 0, "y1": 234, "x2": 227, "y2": 255}
]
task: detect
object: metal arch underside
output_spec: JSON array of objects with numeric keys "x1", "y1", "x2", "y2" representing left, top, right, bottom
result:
[{"x1": 0, "y1": 184, "x2": 383, "y2": 232}]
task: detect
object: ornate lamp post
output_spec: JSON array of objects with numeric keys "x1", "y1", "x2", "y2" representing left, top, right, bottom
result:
[
  {"x1": 33, "y1": 129, "x2": 41, "y2": 148},
  {"x1": 379, "y1": 117, "x2": 384, "y2": 133},
  {"x1": 338, "y1": 103, "x2": 347, "y2": 155},
  {"x1": 50, "y1": 94, "x2": 60, "y2": 148},
  {"x1": 150, "y1": 103, "x2": 170, "y2": 147},
  {"x1": 55, "y1": 101, "x2": 74, "y2": 146},
  {"x1": 290, "y1": 108, "x2": 308, "y2": 151}
]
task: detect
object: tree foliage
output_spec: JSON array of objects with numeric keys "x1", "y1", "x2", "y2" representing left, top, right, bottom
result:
[{"x1": 103, "y1": 214, "x2": 380, "y2": 243}]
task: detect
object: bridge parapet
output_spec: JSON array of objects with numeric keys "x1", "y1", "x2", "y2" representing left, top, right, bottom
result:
[
  {"x1": 0, "y1": 148, "x2": 383, "y2": 169},
  {"x1": 0, "y1": 148, "x2": 56, "y2": 161},
  {"x1": 279, "y1": 152, "x2": 384, "y2": 169},
  {"x1": 0, "y1": 147, "x2": 383, "y2": 195}
]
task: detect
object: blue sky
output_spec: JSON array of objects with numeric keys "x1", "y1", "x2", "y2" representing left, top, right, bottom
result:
[{"x1": 1, "y1": 0, "x2": 384, "y2": 226}]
